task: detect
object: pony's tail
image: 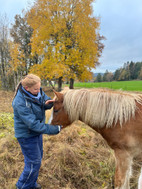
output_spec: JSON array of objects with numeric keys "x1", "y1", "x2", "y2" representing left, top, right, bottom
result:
[{"x1": 13, "y1": 81, "x2": 21, "y2": 100}]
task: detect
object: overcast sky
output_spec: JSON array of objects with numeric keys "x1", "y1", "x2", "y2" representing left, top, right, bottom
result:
[
  {"x1": 1, "y1": 0, "x2": 142, "y2": 73},
  {"x1": 0, "y1": 0, "x2": 34, "y2": 23},
  {"x1": 93, "y1": 0, "x2": 142, "y2": 73}
]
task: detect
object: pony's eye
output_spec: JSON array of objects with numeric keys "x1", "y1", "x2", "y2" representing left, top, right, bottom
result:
[{"x1": 54, "y1": 109, "x2": 59, "y2": 113}]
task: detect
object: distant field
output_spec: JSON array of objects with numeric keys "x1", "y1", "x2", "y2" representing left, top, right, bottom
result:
[{"x1": 73, "y1": 80, "x2": 142, "y2": 92}]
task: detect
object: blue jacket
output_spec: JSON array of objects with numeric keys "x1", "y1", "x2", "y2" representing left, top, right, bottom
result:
[{"x1": 12, "y1": 85, "x2": 60, "y2": 138}]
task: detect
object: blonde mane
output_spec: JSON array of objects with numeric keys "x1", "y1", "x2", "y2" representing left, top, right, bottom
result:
[{"x1": 63, "y1": 88, "x2": 142, "y2": 128}]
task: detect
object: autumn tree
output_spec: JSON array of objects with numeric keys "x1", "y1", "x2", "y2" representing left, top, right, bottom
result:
[
  {"x1": 27, "y1": 0, "x2": 104, "y2": 90},
  {"x1": 133, "y1": 62, "x2": 142, "y2": 79},
  {"x1": 8, "y1": 42, "x2": 26, "y2": 90},
  {"x1": 102, "y1": 70, "x2": 113, "y2": 82},
  {"x1": 102, "y1": 70, "x2": 109, "y2": 81},
  {"x1": 96, "y1": 73, "x2": 102, "y2": 82},
  {"x1": 0, "y1": 14, "x2": 10, "y2": 89},
  {"x1": 10, "y1": 14, "x2": 34, "y2": 75},
  {"x1": 138, "y1": 67, "x2": 142, "y2": 80},
  {"x1": 129, "y1": 61, "x2": 135, "y2": 79}
]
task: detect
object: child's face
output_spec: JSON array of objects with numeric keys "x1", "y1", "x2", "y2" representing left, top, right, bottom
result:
[{"x1": 26, "y1": 82, "x2": 41, "y2": 95}]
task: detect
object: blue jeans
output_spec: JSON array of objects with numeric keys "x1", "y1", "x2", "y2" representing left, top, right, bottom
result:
[{"x1": 16, "y1": 135, "x2": 43, "y2": 189}]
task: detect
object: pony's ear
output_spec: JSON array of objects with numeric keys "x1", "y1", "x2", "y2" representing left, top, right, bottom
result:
[{"x1": 53, "y1": 90, "x2": 63, "y2": 100}]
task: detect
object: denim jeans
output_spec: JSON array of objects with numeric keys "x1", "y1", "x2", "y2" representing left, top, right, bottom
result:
[{"x1": 16, "y1": 135, "x2": 43, "y2": 189}]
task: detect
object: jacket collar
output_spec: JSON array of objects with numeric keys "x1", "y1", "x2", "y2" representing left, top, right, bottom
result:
[
  {"x1": 19, "y1": 84, "x2": 43, "y2": 104},
  {"x1": 21, "y1": 86, "x2": 41, "y2": 100}
]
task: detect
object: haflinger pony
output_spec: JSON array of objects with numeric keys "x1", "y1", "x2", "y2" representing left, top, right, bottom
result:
[{"x1": 49, "y1": 88, "x2": 142, "y2": 189}]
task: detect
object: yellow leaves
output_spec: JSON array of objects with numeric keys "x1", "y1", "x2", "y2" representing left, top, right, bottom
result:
[
  {"x1": 30, "y1": 61, "x2": 62, "y2": 80},
  {"x1": 80, "y1": 70, "x2": 93, "y2": 81},
  {"x1": 9, "y1": 42, "x2": 25, "y2": 73}
]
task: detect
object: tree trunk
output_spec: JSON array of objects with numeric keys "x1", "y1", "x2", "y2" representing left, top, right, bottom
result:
[
  {"x1": 69, "y1": 78, "x2": 74, "y2": 89},
  {"x1": 58, "y1": 77, "x2": 62, "y2": 91},
  {"x1": 0, "y1": 50, "x2": 8, "y2": 90},
  {"x1": 0, "y1": 15, "x2": 10, "y2": 90},
  {"x1": 49, "y1": 80, "x2": 55, "y2": 89}
]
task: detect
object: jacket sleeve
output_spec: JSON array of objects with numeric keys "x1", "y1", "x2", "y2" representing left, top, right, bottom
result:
[
  {"x1": 15, "y1": 101, "x2": 60, "y2": 135},
  {"x1": 42, "y1": 91, "x2": 54, "y2": 110}
]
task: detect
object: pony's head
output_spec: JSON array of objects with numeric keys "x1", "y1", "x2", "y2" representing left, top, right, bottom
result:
[{"x1": 51, "y1": 90, "x2": 72, "y2": 127}]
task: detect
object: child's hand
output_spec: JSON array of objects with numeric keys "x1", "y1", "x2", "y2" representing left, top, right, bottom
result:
[{"x1": 45, "y1": 99, "x2": 55, "y2": 105}]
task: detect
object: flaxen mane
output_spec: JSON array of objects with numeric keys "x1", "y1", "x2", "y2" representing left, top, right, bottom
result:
[{"x1": 63, "y1": 88, "x2": 142, "y2": 128}]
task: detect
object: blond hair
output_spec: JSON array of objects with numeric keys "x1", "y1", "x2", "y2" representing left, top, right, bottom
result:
[
  {"x1": 63, "y1": 88, "x2": 142, "y2": 128},
  {"x1": 21, "y1": 74, "x2": 41, "y2": 88},
  {"x1": 13, "y1": 74, "x2": 41, "y2": 99}
]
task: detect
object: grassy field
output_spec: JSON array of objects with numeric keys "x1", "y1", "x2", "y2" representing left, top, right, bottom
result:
[
  {"x1": 73, "y1": 80, "x2": 142, "y2": 92},
  {"x1": 0, "y1": 88, "x2": 141, "y2": 189}
]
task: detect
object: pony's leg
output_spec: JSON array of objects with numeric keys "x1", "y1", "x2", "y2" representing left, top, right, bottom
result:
[
  {"x1": 138, "y1": 167, "x2": 142, "y2": 189},
  {"x1": 114, "y1": 149, "x2": 132, "y2": 189}
]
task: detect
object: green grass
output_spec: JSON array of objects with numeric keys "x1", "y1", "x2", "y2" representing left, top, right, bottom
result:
[
  {"x1": 73, "y1": 80, "x2": 142, "y2": 92},
  {"x1": 0, "y1": 113, "x2": 14, "y2": 138}
]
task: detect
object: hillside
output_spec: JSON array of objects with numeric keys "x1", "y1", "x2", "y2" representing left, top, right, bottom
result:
[{"x1": 0, "y1": 90, "x2": 140, "y2": 189}]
